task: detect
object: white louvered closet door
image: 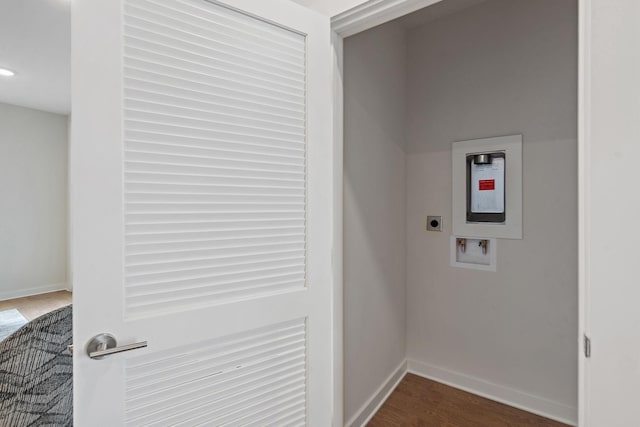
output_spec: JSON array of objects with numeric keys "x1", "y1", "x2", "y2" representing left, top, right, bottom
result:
[{"x1": 71, "y1": 0, "x2": 333, "y2": 425}]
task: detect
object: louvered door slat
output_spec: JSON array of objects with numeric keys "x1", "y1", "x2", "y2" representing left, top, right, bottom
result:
[
  {"x1": 124, "y1": 39, "x2": 304, "y2": 92},
  {"x1": 125, "y1": 319, "x2": 307, "y2": 426},
  {"x1": 125, "y1": 76, "x2": 305, "y2": 118},
  {"x1": 124, "y1": 82, "x2": 305, "y2": 120},
  {"x1": 127, "y1": 236, "x2": 305, "y2": 254},
  {"x1": 126, "y1": 163, "x2": 304, "y2": 181},
  {"x1": 124, "y1": 19, "x2": 305, "y2": 75},
  {"x1": 124, "y1": 0, "x2": 309, "y2": 311},
  {"x1": 126, "y1": 1, "x2": 302, "y2": 59},
  {"x1": 125, "y1": 101, "x2": 305, "y2": 134},
  {"x1": 150, "y1": 0, "x2": 304, "y2": 47}
]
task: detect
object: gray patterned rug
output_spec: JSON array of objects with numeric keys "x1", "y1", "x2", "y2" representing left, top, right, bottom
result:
[
  {"x1": 0, "y1": 305, "x2": 73, "y2": 426},
  {"x1": 0, "y1": 309, "x2": 28, "y2": 341}
]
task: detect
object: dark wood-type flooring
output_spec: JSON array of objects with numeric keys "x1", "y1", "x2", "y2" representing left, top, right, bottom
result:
[{"x1": 368, "y1": 374, "x2": 570, "y2": 427}]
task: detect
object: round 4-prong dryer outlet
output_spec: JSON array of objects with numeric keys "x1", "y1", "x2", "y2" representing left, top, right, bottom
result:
[{"x1": 427, "y1": 216, "x2": 443, "y2": 232}]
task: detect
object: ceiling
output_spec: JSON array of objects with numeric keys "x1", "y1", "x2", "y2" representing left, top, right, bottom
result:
[{"x1": 0, "y1": 0, "x2": 70, "y2": 115}]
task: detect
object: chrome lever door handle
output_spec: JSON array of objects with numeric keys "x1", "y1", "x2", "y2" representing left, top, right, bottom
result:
[{"x1": 87, "y1": 333, "x2": 147, "y2": 360}]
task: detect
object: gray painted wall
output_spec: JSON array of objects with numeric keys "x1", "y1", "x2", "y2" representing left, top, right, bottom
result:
[
  {"x1": 0, "y1": 102, "x2": 69, "y2": 299},
  {"x1": 344, "y1": 22, "x2": 407, "y2": 423},
  {"x1": 405, "y1": 0, "x2": 578, "y2": 414}
]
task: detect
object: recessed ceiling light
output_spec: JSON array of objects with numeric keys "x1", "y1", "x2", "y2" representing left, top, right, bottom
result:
[{"x1": 0, "y1": 68, "x2": 15, "y2": 77}]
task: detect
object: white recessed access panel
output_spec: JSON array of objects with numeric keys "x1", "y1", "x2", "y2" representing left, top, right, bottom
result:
[
  {"x1": 450, "y1": 236, "x2": 497, "y2": 272},
  {"x1": 452, "y1": 135, "x2": 522, "y2": 239}
]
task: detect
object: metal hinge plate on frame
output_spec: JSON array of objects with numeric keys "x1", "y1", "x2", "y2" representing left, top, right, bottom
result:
[{"x1": 584, "y1": 334, "x2": 591, "y2": 358}]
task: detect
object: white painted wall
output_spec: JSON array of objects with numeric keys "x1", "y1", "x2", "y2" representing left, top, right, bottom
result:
[
  {"x1": 343, "y1": 22, "x2": 407, "y2": 425},
  {"x1": 290, "y1": 0, "x2": 367, "y2": 17},
  {"x1": 0, "y1": 102, "x2": 69, "y2": 299},
  {"x1": 405, "y1": 0, "x2": 578, "y2": 423},
  {"x1": 585, "y1": 1, "x2": 640, "y2": 425}
]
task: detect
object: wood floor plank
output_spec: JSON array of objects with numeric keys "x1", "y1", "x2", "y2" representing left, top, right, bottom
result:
[
  {"x1": 0, "y1": 290, "x2": 72, "y2": 320},
  {"x1": 368, "y1": 374, "x2": 570, "y2": 427}
]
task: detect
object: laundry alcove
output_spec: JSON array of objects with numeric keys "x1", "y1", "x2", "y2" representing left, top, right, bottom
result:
[{"x1": 342, "y1": 0, "x2": 578, "y2": 425}]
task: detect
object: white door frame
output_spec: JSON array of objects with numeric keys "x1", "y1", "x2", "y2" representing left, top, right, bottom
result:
[{"x1": 329, "y1": 1, "x2": 590, "y2": 426}]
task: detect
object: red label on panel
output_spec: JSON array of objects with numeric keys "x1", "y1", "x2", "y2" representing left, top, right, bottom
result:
[{"x1": 479, "y1": 179, "x2": 495, "y2": 191}]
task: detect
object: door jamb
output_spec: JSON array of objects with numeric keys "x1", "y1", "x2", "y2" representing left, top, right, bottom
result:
[
  {"x1": 330, "y1": 29, "x2": 344, "y2": 427},
  {"x1": 329, "y1": 1, "x2": 589, "y2": 426},
  {"x1": 577, "y1": 1, "x2": 590, "y2": 426}
]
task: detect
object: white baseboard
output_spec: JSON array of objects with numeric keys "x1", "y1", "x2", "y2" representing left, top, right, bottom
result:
[
  {"x1": 0, "y1": 283, "x2": 69, "y2": 302},
  {"x1": 407, "y1": 359, "x2": 578, "y2": 426},
  {"x1": 346, "y1": 360, "x2": 408, "y2": 427}
]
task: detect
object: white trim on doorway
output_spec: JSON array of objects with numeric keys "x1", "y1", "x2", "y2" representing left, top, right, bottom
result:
[
  {"x1": 577, "y1": 1, "x2": 591, "y2": 426},
  {"x1": 331, "y1": 29, "x2": 345, "y2": 427},
  {"x1": 332, "y1": 0, "x2": 444, "y2": 37}
]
